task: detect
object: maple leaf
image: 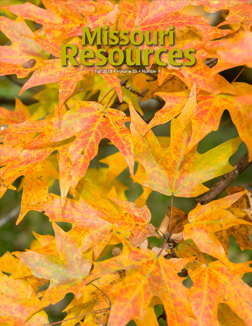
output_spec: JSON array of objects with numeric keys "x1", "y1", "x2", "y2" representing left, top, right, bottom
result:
[
  {"x1": 3, "y1": 100, "x2": 134, "y2": 199},
  {"x1": 0, "y1": 12, "x2": 122, "y2": 110},
  {"x1": 0, "y1": 158, "x2": 58, "y2": 223},
  {"x1": 0, "y1": 98, "x2": 30, "y2": 127},
  {"x1": 216, "y1": 186, "x2": 252, "y2": 254},
  {"x1": 30, "y1": 180, "x2": 155, "y2": 259},
  {"x1": 3, "y1": 2, "x2": 61, "y2": 25},
  {"x1": 211, "y1": 32, "x2": 252, "y2": 69},
  {"x1": 85, "y1": 236, "x2": 194, "y2": 326},
  {"x1": 170, "y1": 61, "x2": 237, "y2": 95},
  {"x1": 129, "y1": 87, "x2": 241, "y2": 197},
  {"x1": 187, "y1": 82, "x2": 252, "y2": 160},
  {"x1": 191, "y1": 0, "x2": 250, "y2": 13},
  {"x1": 4, "y1": 0, "x2": 121, "y2": 37},
  {"x1": 145, "y1": 90, "x2": 190, "y2": 132},
  {"x1": 188, "y1": 260, "x2": 252, "y2": 326},
  {"x1": 183, "y1": 191, "x2": 251, "y2": 265},
  {"x1": 119, "y1": 0, "x2": 227, "y2": 40},
  {"x1": 63, "y1": 273, "x2": 123, "y2": 325},
  {"x1": 0, "y1": 98, "x2": 33, "y2": 166},
  {"x1": 0, "y1": 272, "x2": 49, "y2": 325},
  {"x1": 15, "y1": 223, "x2": 92, "y2": 307},
  {"x1": 217, "y1": 4, "x2": 252, "y2": 31},
  {"x1": 0, "y1": 16, "x2": 49, "y2": 78},
  {"x1": 19, "y1": 58, "x2": 122, "y2": 111},
  {"x1": 0, "y1": 251, "x2": 48, "y2": 293}
]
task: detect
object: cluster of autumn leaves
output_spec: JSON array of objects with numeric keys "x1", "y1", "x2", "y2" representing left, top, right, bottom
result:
[{"x1": 1, "y1": 0, "x2": 252, "y2": 325}]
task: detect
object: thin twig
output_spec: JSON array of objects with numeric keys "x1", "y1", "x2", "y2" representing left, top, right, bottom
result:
[
  {"x1": 0, "y1": 205, "x2": 20, "y2": 228},
  {"x1": 99, "y1": 88, "x2": 114, "y2": 105},
  {"x1": 232, "y1": 65, "x2": 246, "y2": 83},
  {"x1": 45, "y1": 281, "x2": 111, "y2": 326},
  {"x1": 105, "y1": 91, "x2": 117, "y2": 109},
  {"x1": 168, "y1": 194, "x2": 174, "y2": 234},
  {"x1": 178, "y1": 239, "x2": 209, "y2": 267},
  {"x1": 196, "y1": 152, "x2": 251, "y2": 205},
  {"x1": 157, "y1": 194, "x2": 174, "y2": 258},
  {"x1": 89, "y1": 281, "x2": 112, "y2": 309},
  {"x1": 156, "y1": 237, "x2": 168, "y2": 258}
]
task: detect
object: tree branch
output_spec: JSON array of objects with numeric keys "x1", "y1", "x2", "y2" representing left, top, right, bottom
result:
[
  {"x1": 0, "y1": 205, "x2": 20, "y2": 228},
  {"x1": 196, "y1": 152, "x2": 251, "y2": 205}
]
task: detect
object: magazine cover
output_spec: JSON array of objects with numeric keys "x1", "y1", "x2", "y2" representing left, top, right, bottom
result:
[{"x1": 1, "y1": 0, "x2": 252, "y2": 325}]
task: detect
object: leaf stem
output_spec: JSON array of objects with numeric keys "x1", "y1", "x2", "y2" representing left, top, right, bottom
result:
[
  {"x1": 178, "y1": 239, "x2": 209, "y2": 267},
  {"x1": 168, "y1": 194, "x2": 174, "y2": 234},
  {"x1": 232, "y1": 65, "x2": 246, "y2": 83},
  {"x1": 45, "y1": 281, "x2": 111, "y2": 326},
  {"x1": 105, "y1": 91, "x2": 117, "y2": 109},
  {"x1": 99, "y1": 88, "x2": 114, "y2": 105}
]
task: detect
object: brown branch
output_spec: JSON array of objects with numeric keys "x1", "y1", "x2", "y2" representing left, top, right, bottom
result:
[
  {"x1": 232, "y1": 65, "x2": 246, "y2": 83},
  {"x1": 196, "y1": 152, "x2": 252, "y2": 205}
]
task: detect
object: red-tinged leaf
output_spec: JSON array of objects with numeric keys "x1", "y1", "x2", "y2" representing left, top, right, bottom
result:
[
  {"x1": 129, "y1": 89, "x2": 241, "y2": 197},
  {"x1": 0, "y1": 98, "x2": 30, "y2": 126},
  {"x1": 119, "y1": 0, "x2": 226, "y2": 40},
  {"x1": 0, "y1": 152, "x2": 58, "y2": 213},
  {"x1": 192, "y1": 0, "x2": 250, "y2": 12},
  {"x1": 19, "y1": 59, "x2": 122, "y2": 109},
  {"x1": 145, "y1": 90, "x2": 190, "y2": 133},
  {"x1": 3, "y1": 2, "x2": 61, "y2": 25},
  {"x1": 215, "y1": 32, "x2": 252, "y2": 68},
  {"x1": 108, "y1": 196, "x2": 155, "y2": 247},
  {"x1": 24, "y1": 28, "x2": 63, "y2": 58},
  {"x1": 11, "y1": 100, "x2": 133, "y2": 194},
  {"x1": 188, "y1": 260, "x2": 252, "y2": 326},
  {"x1": 218, "y1": 4, "x2": 252, "y2": 31},
  {"x1": 0, "y1": 16, "x2": 49, "y2": 77},
  {"x1": 62, "y1": 274, "x2": 122, "y2": 326},
  {"x1": 183, "y1": 191, "x2": 250, "y2": 265},
  {"x1": 85, "y1": 239, "x2": 194, "y2": 326},
  {"x1": 32, "y1": 180, "x2": 155, "y2": 258},
  {"x1": 5, "y1": 0, "x2": 120, "y2": 38},
  {"x1": 0, "y1": 272, "x2": 48, "y2": 325},
  {"x1": 173, "y1": 61, "x2": 237, "y2": 95},
  {"x1": 187, "y1": 83, "x2": 252, "y2": 160},
  {"x1": 216, "y1": 186, "x2": 252, "y2": 254},
  {"x1": 16, "y1": 160, "x2": 58, "y2": 224},
  {"x1": 15, "y1": 223, "x2": 92, "y2": 306}
]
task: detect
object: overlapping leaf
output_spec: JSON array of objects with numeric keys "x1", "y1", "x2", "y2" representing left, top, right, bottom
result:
[
  {"x1": 184, "y1": 191, "x2": 252, "y2": 265},
  {"x1": 15, "y1": 223, "x2": 92, "y2": 307},
  {"x1": 0, "y1": 16, "x2": 49, "y2": 78},
  {"x1": 30, "y1": 180, "x2": 155, "y2": 259},
  {"x1": 2, "y1": 100, "x2": 134, "y2": 201},
  {"x1": 188, "y1": 260, "x2": 252, "y2": 326},
  {"x1": 0, "y1": 272, "x2": 48, "y2": 325},
  {"x1": 85, "y1": 237, "x2": 194, "y2": 326},
  {"x1": 130, "y1": 88, "x2": 241, "y2": 197},
  {"x1": 188, "y1": 83, "x2": 252, "y2": 160},
  {"x1": 119, "y1": 0, "x2": 227, "y2": 40},
  {"x1": 216, "y1": 187, "x2": 252, "y2": 254}
]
